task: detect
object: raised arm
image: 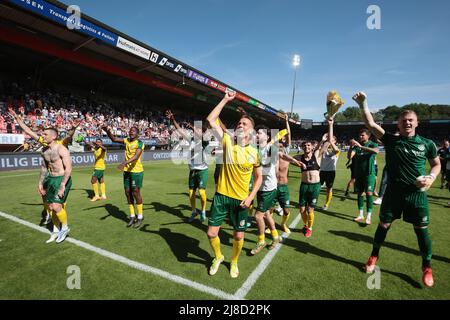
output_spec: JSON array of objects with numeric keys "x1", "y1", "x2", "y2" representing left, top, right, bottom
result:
[
  {"x1": 326, "y1": 117, "x2": 340, "y2": 153},
  {"x1": 352, "y1": 92, "x2": 385, "y2": 140},
  {"x1": 316, "y1": 140, "x2": 330, "y2": 164},
  {"x1": 314, "y1": 132, "x2": 329, "y2": 156},
  {"x1": 8, "y1": 108, "x2": 40, "y2": 141},
  {"x1": 206, "y1": 91, "x2": 236, "y2": 139},
  {"x1": 97, "y1": 143, "x2": 107, "y2": 152},
  {"x1": 279, "y1": 152, "x2": 306, "y2": 169},
  {"x1": 85, "y1": 140, "x2": 95, "y2": 150},
  {"x1": 62, "y1": 119, "x2": 82, "y2": 146},
  {"x1": 350, "y1": 139, "x2": 379, "y2": 154},
  {"x1": 102, "y1": 126, "x2": 124, "y2": 144},
  {"x1": 166, "y1": 110, "x2": 191, "y2": 141},
  {"x1": 57, "y1": 146, "x2": 72, "y2": 198}
]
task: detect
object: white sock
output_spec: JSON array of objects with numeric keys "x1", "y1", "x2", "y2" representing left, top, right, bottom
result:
[
  {"x1": 61, "y1": 224, "x2": 68, "y2": 231},
  {"x1": 359, "y1": 210, "x2": 364, "y2": 217},
  {"x1": 130, "y1": 214, "x2": 136, "y2": 218},
  {"x1": 138, "y1": 215, "x2": 143, "y2": 220},
  {"x1": 367, "y1": 212, "x2": 372, "y2": 219}
]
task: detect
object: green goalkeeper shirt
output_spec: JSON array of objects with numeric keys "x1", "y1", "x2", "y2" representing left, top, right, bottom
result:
[
  {"x1": 354, "y1": 141, "x2": 378, "y2": 177},
  {"x1": 381, "y1": 133, "x2": 437, "y2": 187}
]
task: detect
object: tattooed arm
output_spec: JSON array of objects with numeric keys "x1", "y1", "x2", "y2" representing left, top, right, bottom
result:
[
  {"x1": 57, "y1": 146, "x2": 72, "y2": 198},
  {"x1": 38, "y1": 161, "x2": 48, "y2": 196}
]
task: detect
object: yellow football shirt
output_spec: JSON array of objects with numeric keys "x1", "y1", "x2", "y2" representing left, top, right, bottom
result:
[
  {"x1": 124, "y1": 138, "x2": 144, "y2": 173},
  {"x1": 93, "y1": 147, "x2": 106, "y2": 170},
  {"x1": 217, "y1": 133, "x2": 260, "y2": 200}
]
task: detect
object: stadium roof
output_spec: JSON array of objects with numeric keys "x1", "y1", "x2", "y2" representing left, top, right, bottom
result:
[{"x1": 0, "y1": 0, "x2": 297, "y2": 125}]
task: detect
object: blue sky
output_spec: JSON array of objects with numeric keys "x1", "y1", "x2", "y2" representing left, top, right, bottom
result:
[{"x1": 67, "y1": 0, "x2": 450, "y2": 120}]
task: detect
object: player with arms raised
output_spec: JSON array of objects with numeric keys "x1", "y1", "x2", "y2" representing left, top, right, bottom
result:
[
  {"x1": 354, "y1": 92, "x2": 441, "y2": 287},
  {"x1": 39, "y1": 128, "x2": 73, "y2": 243},
  {"x1": 206, "y1": 91, "x2": 262, "y2": 278},
  {"x1": 103, "y1": 126, "x2": 145, "y2": 228}
]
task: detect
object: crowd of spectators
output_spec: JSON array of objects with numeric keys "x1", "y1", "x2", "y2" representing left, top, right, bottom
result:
[
  {"x1": 0, "y1": 82, "x2": 195, "y2": 150},
  {"x1": 1, "y1": 81, "x2": 448, "y2": 153}
]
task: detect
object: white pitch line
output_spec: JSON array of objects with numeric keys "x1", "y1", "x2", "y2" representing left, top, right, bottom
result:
[
  {"x1": 0, "y1": 211, "x2": 238, "y2": 300},
  {"x1": 0, "y1": 172, "x2": 39, "y2": 179},
  {"x1": 234, "y1": 213, "x2": 302, "y2": 299}
]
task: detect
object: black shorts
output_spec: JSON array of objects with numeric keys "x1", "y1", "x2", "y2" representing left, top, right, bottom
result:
[
  {"x1": 320, "y1": 171, "x2": 336, "y2": 189},
  {"x1": 214, "y1": 164, "x2": 222, "y2": 184},
  {"x1": 350, "y1": 162, "x2": 356, "y2": 179}
]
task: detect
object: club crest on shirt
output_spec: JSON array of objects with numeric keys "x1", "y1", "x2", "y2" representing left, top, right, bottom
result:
[{"x1": 418, "y1": 144, "x2": 425, "y2": 151}]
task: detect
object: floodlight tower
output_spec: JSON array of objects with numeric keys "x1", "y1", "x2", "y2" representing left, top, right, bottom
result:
[{"x1": 290, "y1": 54, "x2": 301, "y2": 117}]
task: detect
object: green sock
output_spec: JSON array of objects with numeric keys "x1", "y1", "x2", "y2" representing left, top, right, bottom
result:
[
  {"x1": 367, "y1": 195, "x2": 374, "y2": 213},
  {"x1": 414, "y1": 227, "x2": 432, "y2": 267},
  {"x1": 371, "y1": 225, "x2": 389, "y2": 257},
  {"x1": 357, "y1": 195, "x2": 364, "y2": 211}
]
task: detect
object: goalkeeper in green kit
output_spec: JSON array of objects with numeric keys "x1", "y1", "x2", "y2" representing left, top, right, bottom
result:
[{"x1": 353, "y1": 91, "x2": 441, "y2": 287}]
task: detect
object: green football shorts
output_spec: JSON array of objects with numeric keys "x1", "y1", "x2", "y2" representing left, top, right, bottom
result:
[
  {"x1": 274, "y1": 184, "x2": 291, "y2": 209},
  {"x1": 380, "y1": 184, "x2": 430, "y2": 227},
  {"x1": 123, "y1": 171, "x2": 144, "y2": 190},
  {"x1": 209, "y1": 193, "x2": 249, "y2": 232},
  {"x1": 299, "y1": 182, "x2": 320, "y2": 208},
  {"x1": 355, "y1": 175, "x2": 376, "y2": 193},
  {"x1": 92, "y1": 169, "x2": 104, "y2": 180},
  {"x1": 256, "y1": 189, "x2": 278, "y2": 213},
  {"x1": 188, "y1": 169, "x2": 208, "y2": 190},
  {"x1": 43, "y1": 175, "x2": 72, "y2": 204}
]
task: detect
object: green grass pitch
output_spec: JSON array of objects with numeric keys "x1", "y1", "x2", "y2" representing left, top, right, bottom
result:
[{"x1": 0, "y1": 156, "x2": 449, "y2": 300}]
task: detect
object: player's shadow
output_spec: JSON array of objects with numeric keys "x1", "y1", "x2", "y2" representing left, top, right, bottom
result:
[
  {"x1": 139, "y1": 224, "x2": 210, "y2": 268},
  {"x1": 314, "y1": 207, "x2": 363, "y2": 225},
  {"x1": 327, "y1": 189, "x2": 356, "y2": 202},
  {"x1": 84, "y1": 204, "x2": 128, "y2": 222},
  {"x1": 146, "y1": 201, "x2": 210, "y2": 231},
  {"x1": 426, "y1": 194, "x2": 450, "y2": 201},
  {"x1": 281, "y1": 237, "x2": 422, "y2": 288},
  {"x1": 149, "y1": 201, "x2": 241, "y2": 247},
  {"x1": 166, "y1": 192, "x2": 214, "y2": 203},
  {"x1": 167, "y1": 192, "x2": 190, "y2": 197},
  {"x1": 425, "y1": 194, "x2": 450, "y2": 206},
  {"x1": 146, "y1": 201, "x2": 195, "y2": 221},
  {"x1": 329, "y1": 230, "x2": 450, "y2": 264},
  {"x1": 71, "y1": 188, "x2": 94, "y2": 199},
  {"x1": 20, "y1": 202, "x2": 43, "y2": 206},
  {"x1": 19, "y1": 203, "x2": 54, "y2": 230}
]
